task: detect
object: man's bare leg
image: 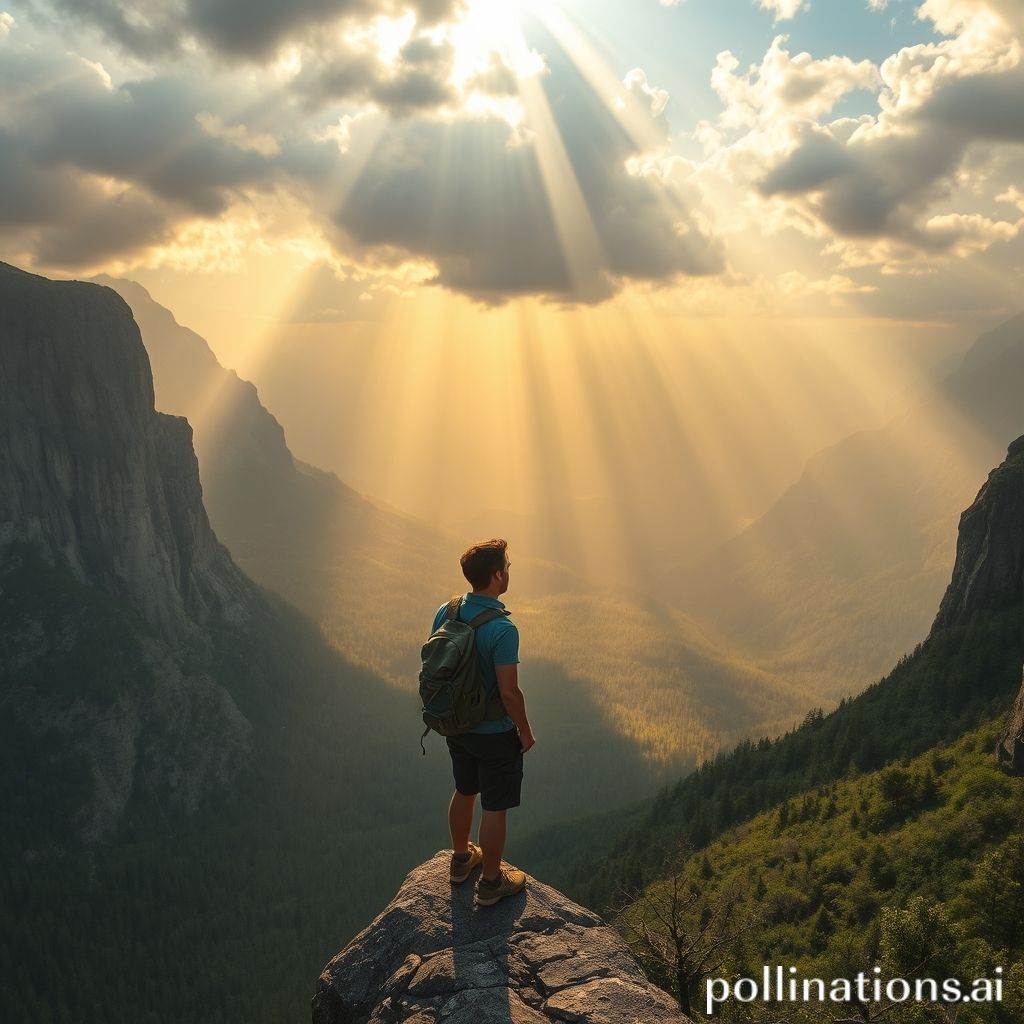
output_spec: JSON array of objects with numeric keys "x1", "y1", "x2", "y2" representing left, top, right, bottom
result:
[
  {"x1": 479, "y1": 808, "x2": 507, "y2": 881},
  {"x1": 448, "y1": 790, "x2": 476, "y2": 854}
]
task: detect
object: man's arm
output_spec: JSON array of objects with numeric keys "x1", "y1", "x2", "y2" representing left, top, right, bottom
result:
[{"x1": 496, "y1": 664, "x2": 535, "y2": 753}]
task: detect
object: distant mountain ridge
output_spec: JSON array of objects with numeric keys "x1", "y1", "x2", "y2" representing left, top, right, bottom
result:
[{"x1": 668, "y1": 311, "x2": 1024, "y2": 700}]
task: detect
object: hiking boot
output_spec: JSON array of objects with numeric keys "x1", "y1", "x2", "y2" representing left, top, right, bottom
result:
[
  {"x1": 474, "y1": 865, "x2": 527, "y2": 906},
  {"x1": 449, "y1": 842, "x2": 483, "y2": 883}
]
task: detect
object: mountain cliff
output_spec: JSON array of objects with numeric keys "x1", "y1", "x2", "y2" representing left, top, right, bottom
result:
[
  {"x1": 0, "y1": 262, "x2": 261, "y2": 842},
  {"x1": 1, "y1": 263, "x2": 251, "y2": 646},
  {"x1": 312, "y1": 852, "x2": 691, "y2": 1024},
  {"x1": 932, "y1": 434, "x2": 1024, "y2": 632}
]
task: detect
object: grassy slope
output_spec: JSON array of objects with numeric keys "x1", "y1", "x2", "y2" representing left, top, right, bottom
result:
[{"x1": 616, "y1": 719, "x2": 1024, "y2": 1021}]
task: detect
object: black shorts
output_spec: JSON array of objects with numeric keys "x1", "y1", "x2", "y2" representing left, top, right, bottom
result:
[{"x1": 446, "y1": 729, "x2": 524, "y2": 811}]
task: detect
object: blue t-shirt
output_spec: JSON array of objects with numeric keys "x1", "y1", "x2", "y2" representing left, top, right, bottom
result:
[{"x1": 432, "y1": 592, "x2": 519, "y2": 734}]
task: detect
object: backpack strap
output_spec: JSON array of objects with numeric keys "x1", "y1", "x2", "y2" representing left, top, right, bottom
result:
[
  {"x1": 445, "y1": 596, "x2": 463, "y2": 621},
  {"x1": 466, "y1": 607, "x2": 511, "y2": 629}
]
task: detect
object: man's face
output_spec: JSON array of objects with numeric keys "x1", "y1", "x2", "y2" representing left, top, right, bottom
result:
[{"x1": 496, "y1": 558, "x2": 510, "y2": 595}]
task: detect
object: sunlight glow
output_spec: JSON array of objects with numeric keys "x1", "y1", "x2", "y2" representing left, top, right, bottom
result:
[{"x1": 451, "y1": 0, "x2": 548, "y2": 84}]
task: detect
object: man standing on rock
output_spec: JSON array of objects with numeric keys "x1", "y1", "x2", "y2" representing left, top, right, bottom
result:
[{"x1": 434, "y1": 539, "x2": 536, "y2": 906}]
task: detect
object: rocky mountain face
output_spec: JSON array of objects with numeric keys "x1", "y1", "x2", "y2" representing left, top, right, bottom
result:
[
  {"x1": 931, "y1": 435, "x2": 1024, "y2": 633},
  {"x1": 1, "y1": 263, "x2": 251, "y2": 645},
  {"x1": 929, "y1": 434, "x2": 1024, "y2": 772},
  {"x1": 0, "y1": 263, "x2": 263, "y2": 842},
  {"x1": 313, "y1": 852, "x2": 691, "y2": 1024},
  {"x1": 996, "y1": 669, "x2": 1024, "y2": 775}
]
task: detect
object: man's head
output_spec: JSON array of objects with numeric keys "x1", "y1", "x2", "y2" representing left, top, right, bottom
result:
[{"x1": 461, "y1": 538, "x2": 510, "y2": 596}]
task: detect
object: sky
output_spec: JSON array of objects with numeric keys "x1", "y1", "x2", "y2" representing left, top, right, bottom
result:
[
  {"x1": 2, "y1": 0, "x2": 1022, "y2": 323},
  {"x1": 1, "y1": 0, "x2": 1022, "y2": 545}
]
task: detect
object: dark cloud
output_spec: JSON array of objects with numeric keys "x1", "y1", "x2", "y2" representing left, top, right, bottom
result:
[
  {"x1": 0, "y1": 129, "x2": 87, "y2": 226},
  {"x1": 0, "y1": 49, "x2": 283, "y2": 265},
  {"x1": 15, "y1": 0, "x2": 463, "y2": 62},
  {"x1": 0, "y1": 51, "x2": 276, "y2": 216},
  {"x1": 0, "y1": 124, "x2": 176, "y2": 268},
  {"x1": 330, "y1": 27, "x2": 722, "y2": 303},
  {"x1": 295, "y1": 33, "x2": 456, "y2": 114},
  {"x1": 337, "y1": 118, "x2": 576, "y2": 300},
  {"x1": 18, "y1": 0, "x2": 185, "y2": 60},
  {"x1": 34, "y1": 192, "x2": 175, "y2": 267},
  {"x1": 917, "y1": 67, "x2": 1024, "y2": 142},
  {"x1": 757, "y1": 63, "x2": 1024, "y2": 251},
  {"x1": 757, "y1": 127, "x2": 855, "y2": 195}
]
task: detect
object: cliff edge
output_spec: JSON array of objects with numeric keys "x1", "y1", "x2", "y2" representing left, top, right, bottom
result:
[
  {"x1": 313, "y1": 852, "x2": 692, "y2": 1024},
  {"x1": 931, "y1": 434, "x2": 1024, "y2": 634},
  {"x1": 0, "y1": 261, "x2": 250, "y2": 646}
]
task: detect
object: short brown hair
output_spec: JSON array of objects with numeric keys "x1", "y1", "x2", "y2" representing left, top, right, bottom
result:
[{"x1": 460, "y1": 539, "x2": 508, "y2": 590}]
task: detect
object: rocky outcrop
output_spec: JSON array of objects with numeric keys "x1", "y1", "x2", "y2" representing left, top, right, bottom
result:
[
  {"x1": 996, "y1": 668, "x2": 1024, "y2": 775},
  {"x1": 931, "y1": 435, "x2": 1024, "y2": 633},
  {"x1": 312, "y1": 852, "x2": 692, "y2": 1024},
  {"x1": 0, "y1": 262, "x2": 250, "y2": 645}
]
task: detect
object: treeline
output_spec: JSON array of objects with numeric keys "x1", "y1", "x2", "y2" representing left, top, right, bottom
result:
[{"x1": 615, "y1": 720, "x2": 1024, "y2": 1020}]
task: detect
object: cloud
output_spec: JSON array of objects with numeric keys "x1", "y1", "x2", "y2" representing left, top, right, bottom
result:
[
  {"x1": 293, "y1": 29, "x2": 457, "y2": 114},
  {"x1": 693, "y1": 1, "x2": 1024, "y2": 279},
  {"x1": 0, "y1": 50, "x2": 281, "y2": 218},
  {"x1": 623, "y1": 68, "x2": 670, "y2": 117},
  {"x1": 326, "y1": 37, "x2": 722, "y2": 304},
  {"x1": 16, "y1": 0, "x2": 463, "y2": 62},
  {"x1": 712, "y1": 36, "x2": 880, "y2": 129},
  {"x1": 0, "y1": 21, "x2": 721, "y2": 304},
  {"x1": 1, "y1": 12, "x2": 15, "y2": 35},
  {"x1": 757, "y1": 0, "x2": 805, "y2": 22},
  {"x1": 0, "y1": 47, "x2": 289, "y2": 266},
  {"x1": 919, "y1": 0, "x2": 1024, "y2": 37}
]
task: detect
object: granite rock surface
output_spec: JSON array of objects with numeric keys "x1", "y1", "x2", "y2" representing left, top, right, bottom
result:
[{"x1": 313, "y1": 852, "x2": 692, "y2": 1024}]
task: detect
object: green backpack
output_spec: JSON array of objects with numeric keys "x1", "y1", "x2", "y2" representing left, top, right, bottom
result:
[{"x1": 418, "y1": 596, "x2": 510, "y2": 754}]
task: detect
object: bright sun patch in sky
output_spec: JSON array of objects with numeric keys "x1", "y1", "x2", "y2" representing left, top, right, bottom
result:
[{"x1": 451, "y1": 0, "x2": 548, "y2": 82}]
